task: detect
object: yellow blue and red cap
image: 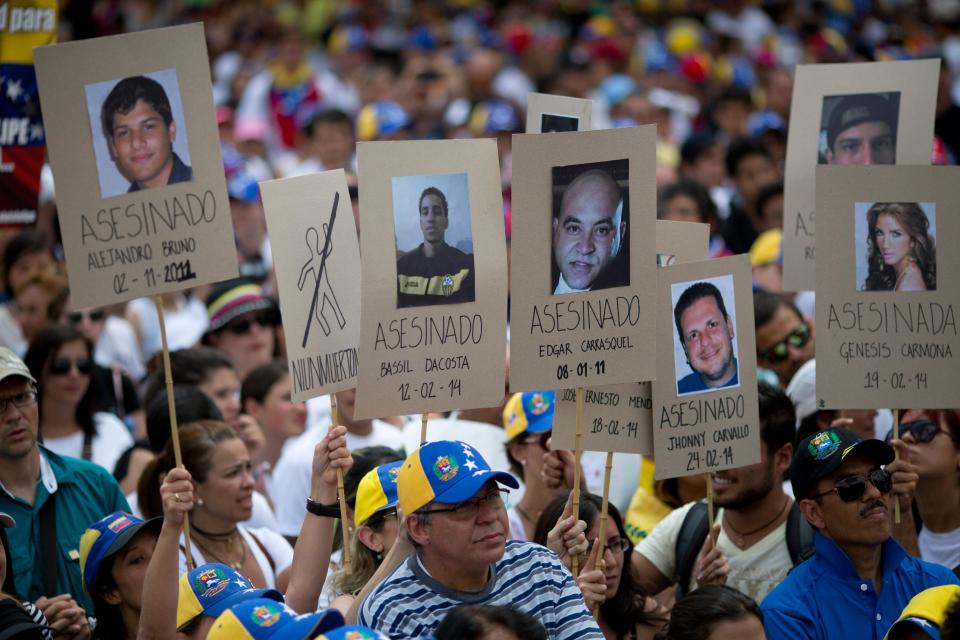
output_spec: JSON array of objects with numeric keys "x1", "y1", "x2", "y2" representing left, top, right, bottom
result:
[
  {"x1": 177, "y1": 563, "x2": 283, "y2": 630},
  {"x1": 398, "y1": 440, "x2": 519, "y2": 515},
  {"x1": 354, "y1": 461, "x2": 403, "y2": 528},
  {"x1": 885, "y1": 585, "x2": 960, "y2": 640},
  {"x1": 207, "y1": 598, "x2": 344, "y2": 640},
  {"x1": 356, "y1": 101, "x2": 412, "y2": 141},
  {"x1": 503, "y1": 391, "x2": 555, "y2": 441},
  {"x1": 79, "y1": 511, "x2": 162, "y2": 595},
  {"x1": 317, "y1": 626, "x2": 391, "y2": 639}
]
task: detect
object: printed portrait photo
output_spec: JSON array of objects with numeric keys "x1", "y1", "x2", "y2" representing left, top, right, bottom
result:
[
  {"x1": 551, "y1": 159, "x2": 630, "y2": 295},
  {"x1": 540, "y1": 113, "x2": 580, "y2": 133},
  {"x1": 671, "y1": 275, "x2": 741, "y2": 397},
  {"x1": 392, "y1": 171, "x2": 475, "y2": 309},
  {"x1": 855, "y1": 201, "x2": 937, "y2": 292},
  {"x1": 85, "y1": 69, "x2": 193, "y2": 199},
  {"x1": 818, "y1": 92, "x2": 900, "y2": 165}
]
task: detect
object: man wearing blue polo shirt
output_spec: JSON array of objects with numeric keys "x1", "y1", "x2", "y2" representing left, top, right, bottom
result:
[
  {"x1": 762, "y1": 428, "x2": 958, "y2": 639},
  {"x1": 358, "y1": 440, "x2": 601, "y2": 639}
]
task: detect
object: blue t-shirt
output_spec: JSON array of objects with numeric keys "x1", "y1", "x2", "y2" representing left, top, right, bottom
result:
[
  {"x1": 762, "y1": 533, "x2": 959, "y2": 640},
  {"x1": 677, "y1": 359, "x2": 739, "y2": 395},
  {"x1": 0, "y1": 447, "x2": 129, "y2": 613}
]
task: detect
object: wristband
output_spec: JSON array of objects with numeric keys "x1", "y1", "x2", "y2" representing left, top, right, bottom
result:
[{"x1": 306, "y1": 497, "x2": 341, "y2": 518}]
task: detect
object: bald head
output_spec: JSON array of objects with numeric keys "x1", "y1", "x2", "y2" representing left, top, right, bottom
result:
[{"x1": 553, "y1": 169, "x2": 625, "y2": 291}]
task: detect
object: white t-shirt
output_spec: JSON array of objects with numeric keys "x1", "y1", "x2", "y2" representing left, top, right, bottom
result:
[
  {"x1": 41, "y1": 412, "x2": 134, "y2": 475},
  {"x1": 507, "y1": 507, "x2": 527, "y2": 542},
  {"x1": 96, "y1": 316, "x2": 146, "y2": 382},
  {"x1": 271, "y1": 420, "x2": 405, "y2": 537},
  {"x1": 178, "y1": 525, "x2": 293, "y2": 589},
  {"x1": 126, "y1": 295, "x2": 207, "y2": 361},
  {"x1": 635, "y1": 500, "x2": 793, "y2": 604},
  {"x1": 919, "y1": 525, "x2": 960, "y2": 571}
]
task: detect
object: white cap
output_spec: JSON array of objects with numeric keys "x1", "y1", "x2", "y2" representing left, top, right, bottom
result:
[{"x1": 786, "y1": 358, "x2": 817, "y2": 423}]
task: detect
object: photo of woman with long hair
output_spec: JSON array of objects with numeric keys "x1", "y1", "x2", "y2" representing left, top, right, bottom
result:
[{"x1": 862, "y1": 202, "x2": 936, "y2": 292}]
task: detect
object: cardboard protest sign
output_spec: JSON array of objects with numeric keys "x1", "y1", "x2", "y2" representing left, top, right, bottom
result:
[
  {"x1": 652, "y1": 254, "x2": 759, "y2": 479},
  {"x1": 553, "y1": 220, "x2": 710, "y2": 455},
  {"x1": 815, "y1": 166, "x2": 959, "y2": 409},
  {"x1": 526, "y1": 93, "x2": 593, "y2": 133},
  {"x1": 260, "y1": 170, "x2": 361, "y2": 402},
  {"x1": 510, "y1": 126, "x2": 657, "y2": 392},
  {"x1": 782, "y1": 59, "x2": 938, "y2": 292},
  {"x1": 34, "y1": 23, "x2": 236, "y2": 308},
  {"x1": 354, "y1": 138, "x2": 507, "y2": 418},
  {"x1": 0, "y1": 0, "x2": 56, "y2": 228}
]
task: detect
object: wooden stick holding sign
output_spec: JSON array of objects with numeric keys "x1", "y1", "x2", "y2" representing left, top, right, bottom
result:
[
  {"x1": 706, "y1": 478, "x2": 717, "y2": 546},
  {"x1": 893, "y1": 409, "x2": 900, "y2": 524},
  {"x1": 571, "y1": 387, "x2": 585, "y2": 577},
  {"x1": 592, "y1": 451, "x2": 614, "y2": 618},
  {"x1": 420, "y1": 414, "x2": 428, "y2": 445},
  {"x1": 330, "y1": 395, "x2": 351, "y2": 574},
  {"x1": 154, "y1": 297, "x2": 194, "y2": 571}
]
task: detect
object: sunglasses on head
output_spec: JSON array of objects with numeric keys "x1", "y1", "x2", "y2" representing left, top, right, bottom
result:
[
  {"x1": 810, "y1": 468, "x2": 892, "y2": 503},
  {"x1": 48, "y1": 357, "x2": 93, "y2": 376},
  {"x1": 521, "y1": 431, "x2": 551, "y2": 449},
  {"x1": 67, "y1": 310, "x2": 105, "y2": 325},
  {"x1": 886, "y1": 419, "x2": 951, "y2": 444},
  {"x1": 225, "y1": 312, "x2": 276, "y2": 336},
  {"x1": 759, "y1": 323, "x2": 810, "y2": 364}
]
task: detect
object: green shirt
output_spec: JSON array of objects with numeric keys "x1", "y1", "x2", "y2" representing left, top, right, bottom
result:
[{"x1": 0, "y1": 446, "x2": 129, "y2": 613}]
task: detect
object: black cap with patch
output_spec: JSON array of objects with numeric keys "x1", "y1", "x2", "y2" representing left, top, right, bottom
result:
[
  {"x1": 826, "y1": 94, "x2": 896, "y2": 151},
  {"x1": 790, "y1": 427, "x2": 894, "y2": 500}
]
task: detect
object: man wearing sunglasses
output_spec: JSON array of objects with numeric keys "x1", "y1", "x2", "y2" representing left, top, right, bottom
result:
[
  {"x1": 762, "y1": 427, "x2": 958, "y2": 640},
  {"x1": 754, "y1": 292, "x2": 815, "y2": 388},
  {"x1": 358, "y1": 440, "x2": 601, "y2": 639}
]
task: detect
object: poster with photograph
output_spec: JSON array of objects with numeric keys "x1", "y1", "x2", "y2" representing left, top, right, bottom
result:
[
  {"x1": 34, "y1": 24, "x2": 236, "y2": 308},
  {"x1": 781, "y1": 59, "x2": 938, "y2": 292},
  {"x1": 553, "y1": 220, "x2": 710, "y2": 455},
  {"x1": 815, "y1": 166, "x2": 959, "y2": 409},
  {"x1": 526, "y1": 92, "x2": 593, "y2": 134},
  {"x1": 260, "y1": 170, "x2": 361, "y2": 401},
  {"x1": 510, "y1": 126, "x2": 657, "y2": 392},
  {"x1": 652, "y1": 254, "x2": 759, "y2": 479},
  {"x1": 354, "y1": 138, "x2": 507, "y2": 419}
]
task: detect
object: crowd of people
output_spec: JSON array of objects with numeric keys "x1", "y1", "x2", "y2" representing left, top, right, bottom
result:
[{"x1": 2, "y1": 0, "x2": 960, "y2": 638}]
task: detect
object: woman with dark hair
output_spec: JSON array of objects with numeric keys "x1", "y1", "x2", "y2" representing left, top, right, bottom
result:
[
  {"x1": 863, "y1": 202, "x2": 936, "y2": 292},
  {"x1": 656, "y1": 585, "x2": 765, "y2": 640},
  {"x1": 24, "y1": 325, "x2": 133, "y2": 474},
  {"x1": 0, "y1": 514, "x2": 56, "y2": 640},
  {"x1": 435, "y1": 604, "x2": 548, "y2": 640},
  {"x1": 535, "y1": 492, "x2": 666, "y2": 639}
]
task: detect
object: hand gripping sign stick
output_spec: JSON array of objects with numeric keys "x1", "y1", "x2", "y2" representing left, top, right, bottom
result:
[
  {"x1": 330, "y1": 394, "x2": 351, "y2": 574},
  {"x1": 154, "y1": 297, "x2": 194, "y2": 570},
  {"x1": 591, "y1": 450, "x2": 614, "y2": 618},
  {"x1": 571, "y1": 387, "x2": 585, "y2": 577}
]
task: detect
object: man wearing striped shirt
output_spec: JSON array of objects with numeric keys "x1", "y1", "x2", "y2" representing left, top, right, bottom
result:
[{"x1": 358, "y1": 439, "x2": 602, "y2": 639}]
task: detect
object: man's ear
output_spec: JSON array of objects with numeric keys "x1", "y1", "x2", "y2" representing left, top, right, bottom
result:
[
  {"x1": 552, "y1": 217, "x2": 559, "y2": 235},
  {"x1": 798, "y1": 497, "x2": 826, "y2": 530},
  {"x1": 619, "y1": 220, "x2": 627, "y2": 241},
  {"x1": 775, "y1": 443, "x2": 793, "y2": 475},
  {"x1": 106, "y1": 134, "x2": 118, "y2": 160},
  {"x1": 169, "y1": 119, "x2": 177, "y2": 144},
  {"x1": 824, "y1": 148, "x2": 834, "y2": 164},
  {"x1": 406, "y1": 513, "x2": 430, "y2": 547},
  {"x1": 726, "y1": 315, "x2": 735, "y2": 340}
]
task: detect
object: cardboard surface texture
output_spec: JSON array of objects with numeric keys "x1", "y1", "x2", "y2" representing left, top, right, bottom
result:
[{"x1": 526, "y1": 92, "x2": 593, "y2": 133}]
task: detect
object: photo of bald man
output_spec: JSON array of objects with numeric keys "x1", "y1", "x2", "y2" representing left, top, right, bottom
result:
[{"x1": 551, "y1": 159, "x2": 630, "y2": 295}]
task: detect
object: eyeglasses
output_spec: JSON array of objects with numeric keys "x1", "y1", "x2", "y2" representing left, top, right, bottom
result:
[
  {"x1": 521, "y1": 431, "x2": 551, "y2": 449},
  {"x1": 48, "y1": 357, "x2": 92, "y2": 376},
  {"x1": 810, "y1": 468, "x2": 892, "y2": 503},
  {"x1": 886, "y1": 419, "x2": 952, "y2": 444},
  {"x1": 366, "y1": 507, "x2": 398, "y2": 529},
  {"x1": 598, "y1": 536, "x2": 631, "y2": 555},
  {"x1": 66, "y1": 310, "x2": 105, "y2": 325},
  {"x1": 758, "y1": 323, "x2": 811, "y2": 364},
  {"x1": 0, "y1": 389, "x2": 37, "y2": 413},
  {"x1": 225, "y1": 312, "x2": 276, "y2": 336},
  {"x1": 417, "y1": 488, "x2": 510, "y2": 520}
]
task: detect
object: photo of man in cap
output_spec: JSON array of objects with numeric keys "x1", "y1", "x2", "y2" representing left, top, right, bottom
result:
[{"x1": 820, "y1": 92, "x2": 899, "y2": 166}]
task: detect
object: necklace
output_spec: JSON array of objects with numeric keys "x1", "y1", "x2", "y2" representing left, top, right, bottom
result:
[
  {"x1": 191, "y1": 522, "x2": 239, "y2": 540},
  {"x1": 515, "y1": 504, "x2": 539, "y2": 524},
  {"x1": 724, "y1": 497, "x2": 790, "y2": 547},
  {"x1": 191, "y1": 525, "x2": 246, "y2": 570}
]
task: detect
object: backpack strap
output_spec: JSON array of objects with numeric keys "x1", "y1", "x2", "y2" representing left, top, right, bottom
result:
[
  {"x1": 786, "y1": 501, "x2": 815, "y2": 566},
  {"x1": 38, "y1": 493, "x2": 58, "y2": 598},
  {"x1": 248, "y1": 531, "x2": 277, "y2": 578},
  {"x1": 674, "y1": 502, "x2": 713, "y2": 599}
]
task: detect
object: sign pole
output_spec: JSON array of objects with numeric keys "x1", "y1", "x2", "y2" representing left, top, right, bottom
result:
[
  {"x1": 571, "y1": 387, "x2": 584, "y2": 577},
  {"x1": 154, "y1": 296, "x2": 194, "y2": 570},
  {"x1": 330, "y1": 394, "x2": 351, "y2": 573},
  {"x1": 892, "y1": 409, "x2": 901, "y2": 524},
  {"x1": 592, "y1": 451, "x2": 614, "y2": 618},
  {"x1": 706, "y1": 475, "x2": 717, "y2": 546}
]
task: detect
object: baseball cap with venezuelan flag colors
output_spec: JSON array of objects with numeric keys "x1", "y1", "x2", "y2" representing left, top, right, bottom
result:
[
  {"x1": 206, "y1": 598, "x2": 344, "y2": 640},
  {"x1": 354, "y1": 461, "x2": 403, "y2": 528},
  {"x1": 398, "y1": 440, "x2": 518, "y2": 515},
  {"x1": 317, "y1": 626, "x2": 391, "y2": 639},
  {"x1": 177, "y1": 563, "x2": 282, "y2": 630},
  {"x1": 79, "y1": 511, "x2": 162, "y2": 595},
  {"x1": 503, "y1": 391, "x2": 555, "y2": 441}
]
